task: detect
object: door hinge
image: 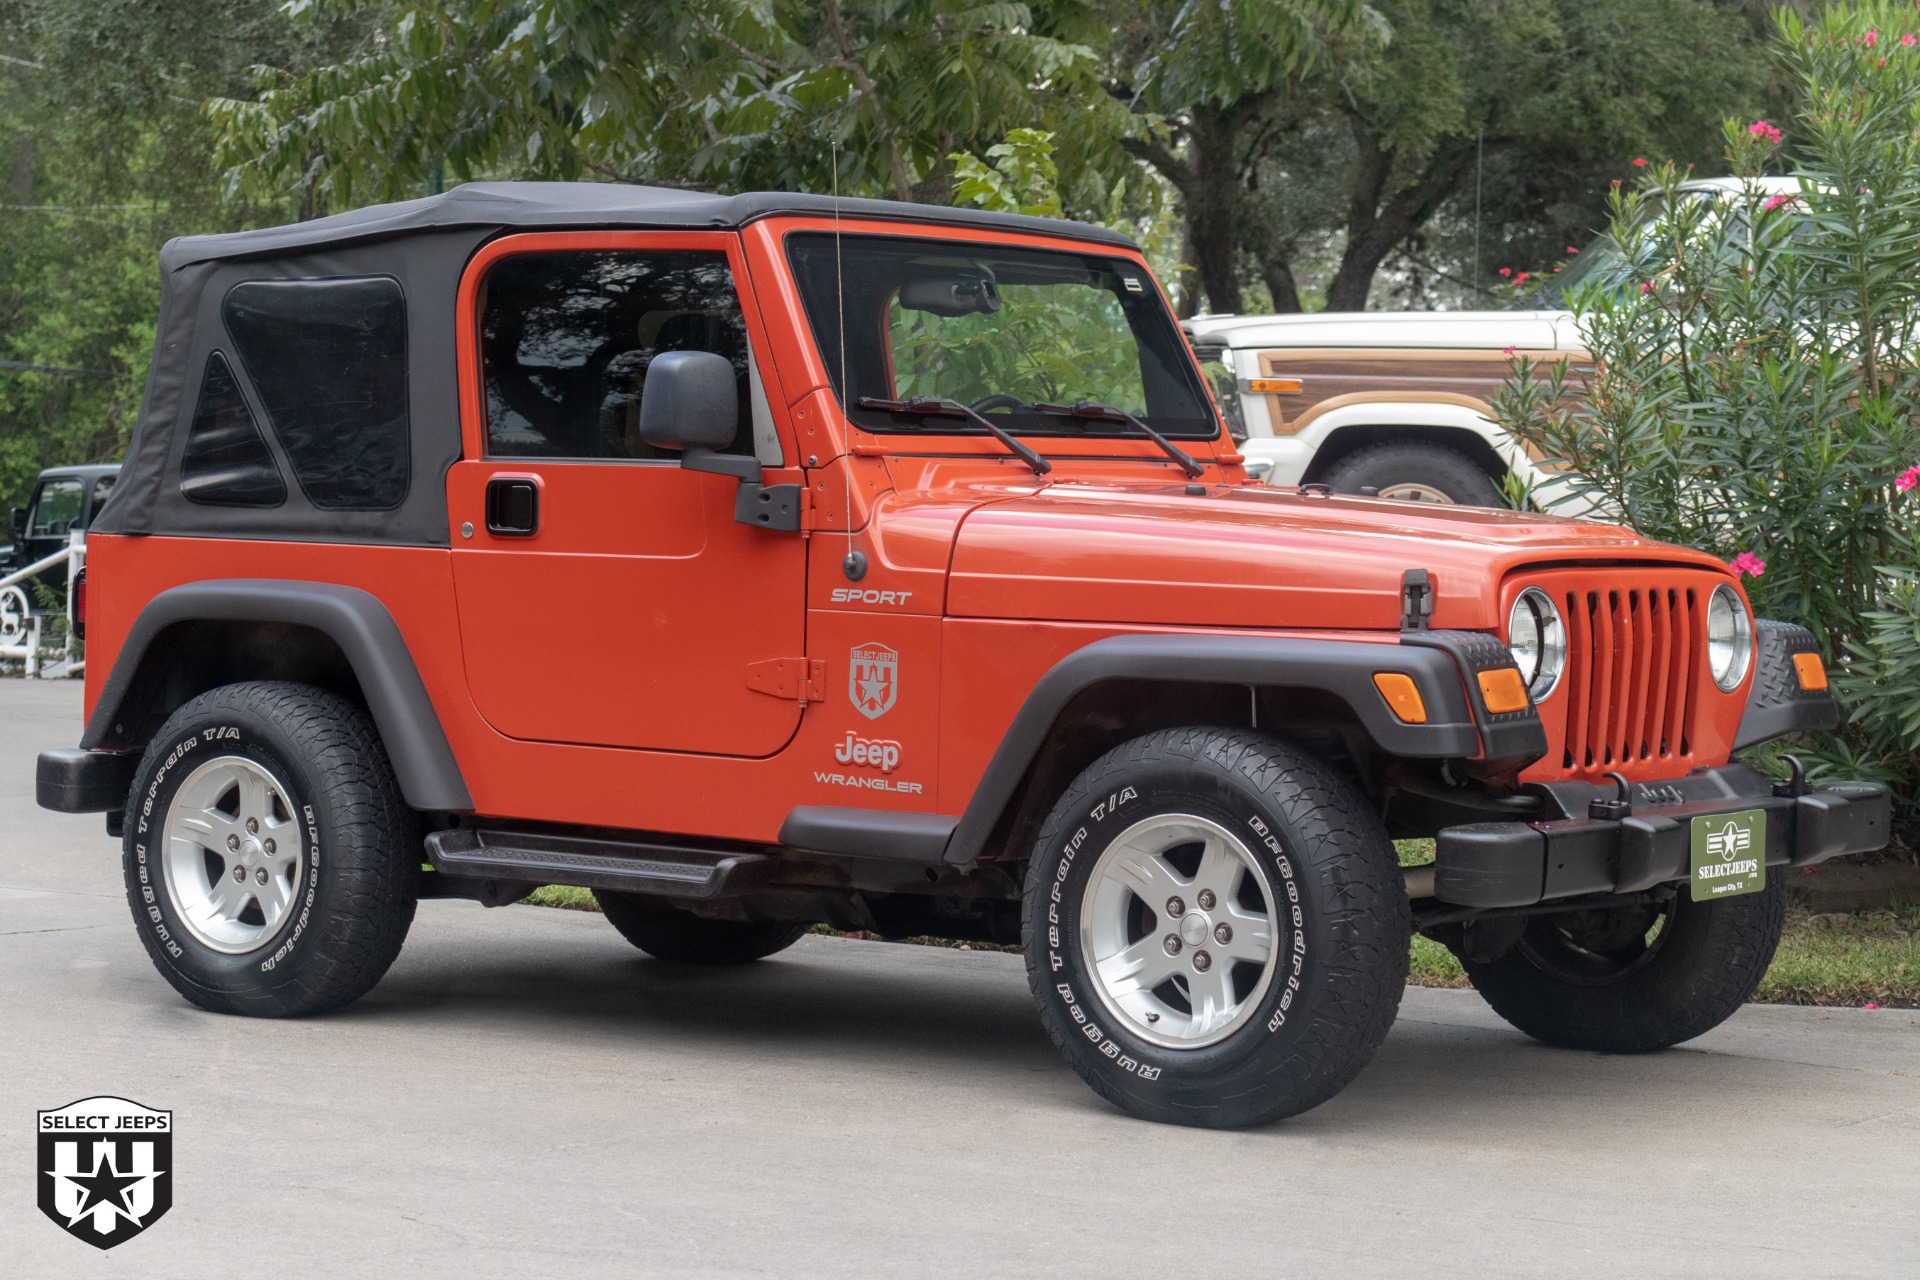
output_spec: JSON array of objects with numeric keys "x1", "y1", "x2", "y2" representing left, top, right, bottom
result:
[
  {"x1": 746, "y1": 657, "x2": 827, "y2": 703},
  {"x1": 735, "y1": 482, "x2": 805, "y2": 532}
]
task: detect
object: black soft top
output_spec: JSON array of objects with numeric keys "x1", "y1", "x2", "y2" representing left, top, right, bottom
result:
[
  {"x1": 161, "y1": 181, "x2": 1135, "y2": 269},
  {"x1": 99, "y1": 182, "x2": 1136, "y2": 548}
]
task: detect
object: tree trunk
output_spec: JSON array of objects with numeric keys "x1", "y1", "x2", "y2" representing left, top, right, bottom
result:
[
  {"x1": 1184, "y1": 105, "x2": 1242, "y2": 314},
  {"x1": 1256, "y1": 247, "x2": 1304, "y2": 313},
  {"x1": 1325, "y1": 122, "x2": 1478, "y2": 311}
]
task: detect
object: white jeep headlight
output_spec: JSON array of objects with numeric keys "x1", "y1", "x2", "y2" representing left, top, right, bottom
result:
[
  {"x1": 1507, "y1": 586, "x2": 1566, "y2": 701},
  {"x1": 1707, "y1": 583, "x2": 1754, "y2": 692}
]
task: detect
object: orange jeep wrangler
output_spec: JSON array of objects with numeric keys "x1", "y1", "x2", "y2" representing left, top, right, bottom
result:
[{"x1": 36, "y1": 183, "x2": 1888, "y2": 1127}]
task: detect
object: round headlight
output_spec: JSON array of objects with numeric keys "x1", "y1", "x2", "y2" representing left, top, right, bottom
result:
[
  {"x1": 1507, "y1": 587, "x2": 1566, "y2": 701},
  {"x1": 1707, "y1": 583, "x2": 1754, "y2": 692}
]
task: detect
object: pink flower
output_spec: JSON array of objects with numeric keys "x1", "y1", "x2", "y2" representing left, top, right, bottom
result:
[
  {"x1": 1515, "y1": 272, "x2": 1532, "y2": 284},
  {"x1": 1498, "y1": 266, "x2": 1512, "y2": 277},
  {"x1": 1763, "y1": 194, "x2": 1799, "y2": 212},
  {"x1": 1865, "y1": 1002, "x2": 1880, "y2": 1010},
  {"x1": 1903, "y1": 34, "x2": 1916, "y2": 47},
  {"x1": 1748, "y1": 120, "x2": 1783, "y2": 146},
  {"x1": 1640, "y1": 281, "x2": 1655, "y2": 294},
  {"x1": 1863, "y1": 30, "x2": 1878, "y2": 48},
  {"x1": 1566, "y1": 245, "x2": 1580, "y2": 254},
  {"x1": 1896, "y1": 464, "x2": 1920, "y2": 492},
  {"x1": 1729, "y1": 551, "x2": 1767, "y2": 578},
  {"x1": 1632, "y1": 157, "x2": 1649, "y2": 167},
  {"x1": 1501, "y1": 345, "x2": 1516, "y2": 356}
]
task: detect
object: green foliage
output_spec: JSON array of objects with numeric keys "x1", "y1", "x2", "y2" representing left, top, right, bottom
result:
[{"x1": 1491, "y1": 1, "x2": 1920, "y2": 815}]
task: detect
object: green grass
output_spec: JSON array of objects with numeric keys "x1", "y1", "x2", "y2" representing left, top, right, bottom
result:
[{"x1": 520, "y1": 843, "x2": 1919, "y2": 1007}]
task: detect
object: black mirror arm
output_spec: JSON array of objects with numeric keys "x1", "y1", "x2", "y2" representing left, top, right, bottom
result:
[{"x1": 680, "y1": 446, "x2": 763, "y2": 482}]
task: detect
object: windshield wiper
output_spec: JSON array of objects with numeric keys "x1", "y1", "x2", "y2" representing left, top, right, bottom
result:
[
  {"x1": 856, "y1": 396, "x2": 1052, "y2": 476},
  {"x1": 1031, "y1": 400, "x2": 1204, "y2": 478}
]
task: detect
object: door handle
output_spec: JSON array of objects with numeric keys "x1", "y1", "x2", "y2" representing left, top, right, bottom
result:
[{"x1": 485, "y1": 477, "x2": 539, "y2": 536}]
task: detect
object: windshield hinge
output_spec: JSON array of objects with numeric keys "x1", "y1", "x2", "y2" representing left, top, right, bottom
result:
[
  {"x1": 746, "y1": 657, "x2": 827, "y2": 704},
  {"x1": 1401, "y1": 569, "x2": 1434, "y2": 631}
]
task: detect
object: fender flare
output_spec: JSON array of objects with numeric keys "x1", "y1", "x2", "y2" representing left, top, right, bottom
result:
[
  {"x1": 82, "y1": 579, "x2": 473, "y2": 812},
  {"x1": 938, "y1": 631, "x2": 1542, "y2": 864}
]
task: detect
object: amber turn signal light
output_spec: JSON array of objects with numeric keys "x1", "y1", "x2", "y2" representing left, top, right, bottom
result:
[
  {"x1": 1372, "y1": 672, "x2": 1427, "y2": 724},
  {"x1": 1792, "y1": 651, "x2": 1828, "y2": 691},
  {"x1": 1247, "y1": 377, "x2": 1304, "y2": 394},
  {"x1": 1477, "y1": 667, "x2": 1531, "y2": 714}
]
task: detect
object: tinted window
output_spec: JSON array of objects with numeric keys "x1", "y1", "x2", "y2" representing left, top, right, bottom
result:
[
  {"x1": 480, "y1": 250, "x2": 753, "y2": 459},
  {"x1": 224, "y1": 277, "x2": 410, "y2": 509},
  {"x1": 28, "y1": 478, "x2": 84, "y2": 537},
  {"x1": 181, "y1": 352, "x2": 287, "y2": 507},
  {"x1": 87, "y1": 474, "x2": 116, "y2": 524}
]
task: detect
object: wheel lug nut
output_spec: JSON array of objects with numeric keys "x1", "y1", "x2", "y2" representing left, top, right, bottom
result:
[
  {"x1": 232, "y1": 865, "x2": 247, "y2": 883},
  {"x1": 1214, "y1": 923, "x2": 1232, "y2": 945},
  {"x1": 226, "y1": 835, "x2": 240, "y2": 851},
  {"x1": 1165, "y1": 896, "x2": 1184, "y2": 917},
  {"x1": 1163, "y1": 934, "x2": 1183, "y2": 956},
  {"x1": 1192, "y1": 950, "x2": 1212, "y2": 972},
  {"x1": 246, "y1": 817, "x2": 259, "y2": 834},
  {"x1": 1197, "y1": 889, "x2": 1216, "y2": 910},
  {"x1": 263, "y1": 838, "x2": 276, "y2": 855},
  {"x1": 255, "y1": 868, "x2": 268, "y2": 885}
]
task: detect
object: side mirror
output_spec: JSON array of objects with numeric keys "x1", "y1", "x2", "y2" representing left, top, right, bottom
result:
[
  {"x1": 637, "y1": 349, "x2": 799, "y2": 531},
  {"x1": 9, "y1": 507, "x2": 23, "y2": 539}
]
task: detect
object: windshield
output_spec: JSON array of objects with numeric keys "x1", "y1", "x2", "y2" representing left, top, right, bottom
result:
[
  {"x1": 1528, "y1": 188, "x2": 1729, "y2": 309},
  {"x1": 788, "y1": 234, "x2": 1218, "y2": 439}
]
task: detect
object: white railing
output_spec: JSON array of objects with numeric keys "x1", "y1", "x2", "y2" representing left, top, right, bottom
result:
[{"x1": 0, "y1": 532, "x2": 84, "y2": 677}]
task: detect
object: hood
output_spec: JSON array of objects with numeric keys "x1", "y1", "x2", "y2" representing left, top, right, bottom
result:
[
  {"x1": 1185, "y1": 309, "x2": 1573, "y2": 353},
  {"x1": 944, "y1": 481, "x2": 1724, "y2": 631}
]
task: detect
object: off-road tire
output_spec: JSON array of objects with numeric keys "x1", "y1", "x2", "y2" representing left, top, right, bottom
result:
[
  {"x1": 594, "y1": 892, "x2": 808, "y2": 965},
  {"x1": 1458, "y1": 881, "x2": 1786, "y2": 1052},
  {"x1": 1023, "y1": 727, "x2": 1409, "y2": 1128},
  {"x1": 1322, "y1": 440, "x2": 1505, "y2": 506},
  {"x1": 123, "y1": 681, "x2": 420, "y2": 1017}
]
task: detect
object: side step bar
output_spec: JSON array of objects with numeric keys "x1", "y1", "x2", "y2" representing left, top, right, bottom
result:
[{"x1": 425, "y1": 828, "x2": 770, "y2": 899}]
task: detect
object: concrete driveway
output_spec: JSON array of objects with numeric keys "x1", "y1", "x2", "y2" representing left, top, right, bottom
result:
[{"x1": 2, "y1": 678, "x2": 1915, "y2": 1278}]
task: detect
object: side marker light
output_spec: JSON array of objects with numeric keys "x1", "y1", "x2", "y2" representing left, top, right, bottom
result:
[{"x1": 1373, "y1": 673, "x2": 1427, "y2": 724}]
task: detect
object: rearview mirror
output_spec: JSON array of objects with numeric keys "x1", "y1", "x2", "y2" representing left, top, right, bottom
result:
[
  {"x1": 898, "y1": 266, "x2": 1002, "y2": 317},
  {"x1": 639, "y1": 351, "x2": 740, "y2": 453}
]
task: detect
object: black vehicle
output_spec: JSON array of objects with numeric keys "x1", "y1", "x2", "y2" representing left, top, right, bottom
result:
[{"x1": 5, "y1": 464, "x2": 121, "y2": 593}]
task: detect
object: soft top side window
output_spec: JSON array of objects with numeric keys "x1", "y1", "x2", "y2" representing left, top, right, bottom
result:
[
  {"x1": 181, "y1": 351, "x2": 288, "y2": 508},
  {"x1": 223, "y1": 276, "x2": 410, "y2": 510},
  {"x1": 479, "y1": 249, "x2": 755, "y2": 460}
]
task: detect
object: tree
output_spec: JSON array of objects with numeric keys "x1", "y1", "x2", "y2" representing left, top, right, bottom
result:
[{"x1": 211, "y1": 0, "x2": 1122, "y2": 213}]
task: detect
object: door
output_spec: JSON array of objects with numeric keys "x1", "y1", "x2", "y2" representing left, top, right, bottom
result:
[{"x1": 448, "y1": 233, "x2": 806, "y2": 757}]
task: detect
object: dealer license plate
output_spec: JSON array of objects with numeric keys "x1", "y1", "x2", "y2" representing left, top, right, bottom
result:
[{"x1": 1690, "y1": 809, "x2": 1767, "y2": 901}]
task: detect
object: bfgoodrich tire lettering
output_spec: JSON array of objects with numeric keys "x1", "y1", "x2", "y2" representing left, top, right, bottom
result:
[
  {"x1": 1024, "y1": 727, "x2": 1409, "y2": 1128},
  {"x1": 124, "y1": 681, "x2": 419, "y2": 1017}
]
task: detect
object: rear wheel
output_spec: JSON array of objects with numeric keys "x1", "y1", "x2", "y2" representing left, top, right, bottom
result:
[
  {"x1": 594, "y1": 892, "x2": 807, "y2": 965},
  {"x1": 124, "y1": 681, "x2": 419, "y2": 1017},
  {"x1": 1458, "y1": 882, "x2": 1786, "y2": 1052},
  {"x1": 1322, "y1": 440, "x2": 1504, "y2": 506},
  {"x1": 1024, "y1": 727, "x2": 1409, "y2": 1128}
]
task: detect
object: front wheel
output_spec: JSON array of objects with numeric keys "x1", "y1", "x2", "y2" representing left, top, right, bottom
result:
[
  {"x1": 1458, "y1": 882, "x2": 1786, "y2": 1052},
  {"x1": 123, "y1": 681, "x2": 420, "y2": 1017},
  {"x1": 1024, "y1": 727, "x2": 1409, "y2": 1128}
]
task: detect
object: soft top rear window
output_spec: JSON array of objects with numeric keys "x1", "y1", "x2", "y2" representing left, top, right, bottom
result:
[{"x1": 787, "y1": 234, "x2": 1217, "y2": 440}]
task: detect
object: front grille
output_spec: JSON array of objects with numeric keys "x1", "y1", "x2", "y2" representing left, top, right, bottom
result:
[{"x1": 1560, "y1": 584, "x2": 1701, "y2": 777}]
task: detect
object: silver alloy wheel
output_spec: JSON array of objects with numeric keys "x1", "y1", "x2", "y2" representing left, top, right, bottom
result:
[
  {"x1": 162, "y1": 754, "x2": 303, "y2": 954},
  {"x1": 1078, "y1": 813, "x2": 1279, "y2": 1050},
  {"x1": 1376, "y1": 481, "x2": 1455, "y2": 503}
]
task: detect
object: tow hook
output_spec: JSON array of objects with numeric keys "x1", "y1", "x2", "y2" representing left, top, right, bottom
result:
[
  {"x1": 1772, "y1": 753, "x2": 1812, "y2": 798},
  {"x1": 1588, "y1": 771, "x2": 1633, "y2": 821}
]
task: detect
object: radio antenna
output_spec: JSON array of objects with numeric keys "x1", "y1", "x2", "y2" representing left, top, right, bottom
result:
[{"x1": 833, "y1": 134, "x2": 863, "y2": 579}]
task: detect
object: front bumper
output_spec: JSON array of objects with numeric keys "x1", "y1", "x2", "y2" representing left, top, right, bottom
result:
[
  {"x1": 1432, "y1": 764, "x2": 1889, "y2": 909},
  {"x1": 37, "y1": 747, "x2": 137, "y2": 814}
]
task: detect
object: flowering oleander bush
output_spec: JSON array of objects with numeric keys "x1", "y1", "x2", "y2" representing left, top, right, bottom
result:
[{"x1": 1491, "y1": 1, "x2": 1920, "y2": 822}]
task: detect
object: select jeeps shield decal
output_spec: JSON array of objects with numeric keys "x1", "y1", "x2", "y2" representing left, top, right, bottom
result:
[
  {"x1": 849, "y1": 642, "x2": 898, "y2": 720},
  {"x1": 38, "y1": 1096, "x2": 172, "y2": 1249}
]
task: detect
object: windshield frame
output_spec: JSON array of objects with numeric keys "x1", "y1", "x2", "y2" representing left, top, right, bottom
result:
[{"x1": 782, "y1": 229, "x2": 1221, "y2": 445}]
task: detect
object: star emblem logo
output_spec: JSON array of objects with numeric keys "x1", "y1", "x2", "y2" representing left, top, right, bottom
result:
[{"x1": 38, "y1": 1097, "x2": 173, "y2": 1249}]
